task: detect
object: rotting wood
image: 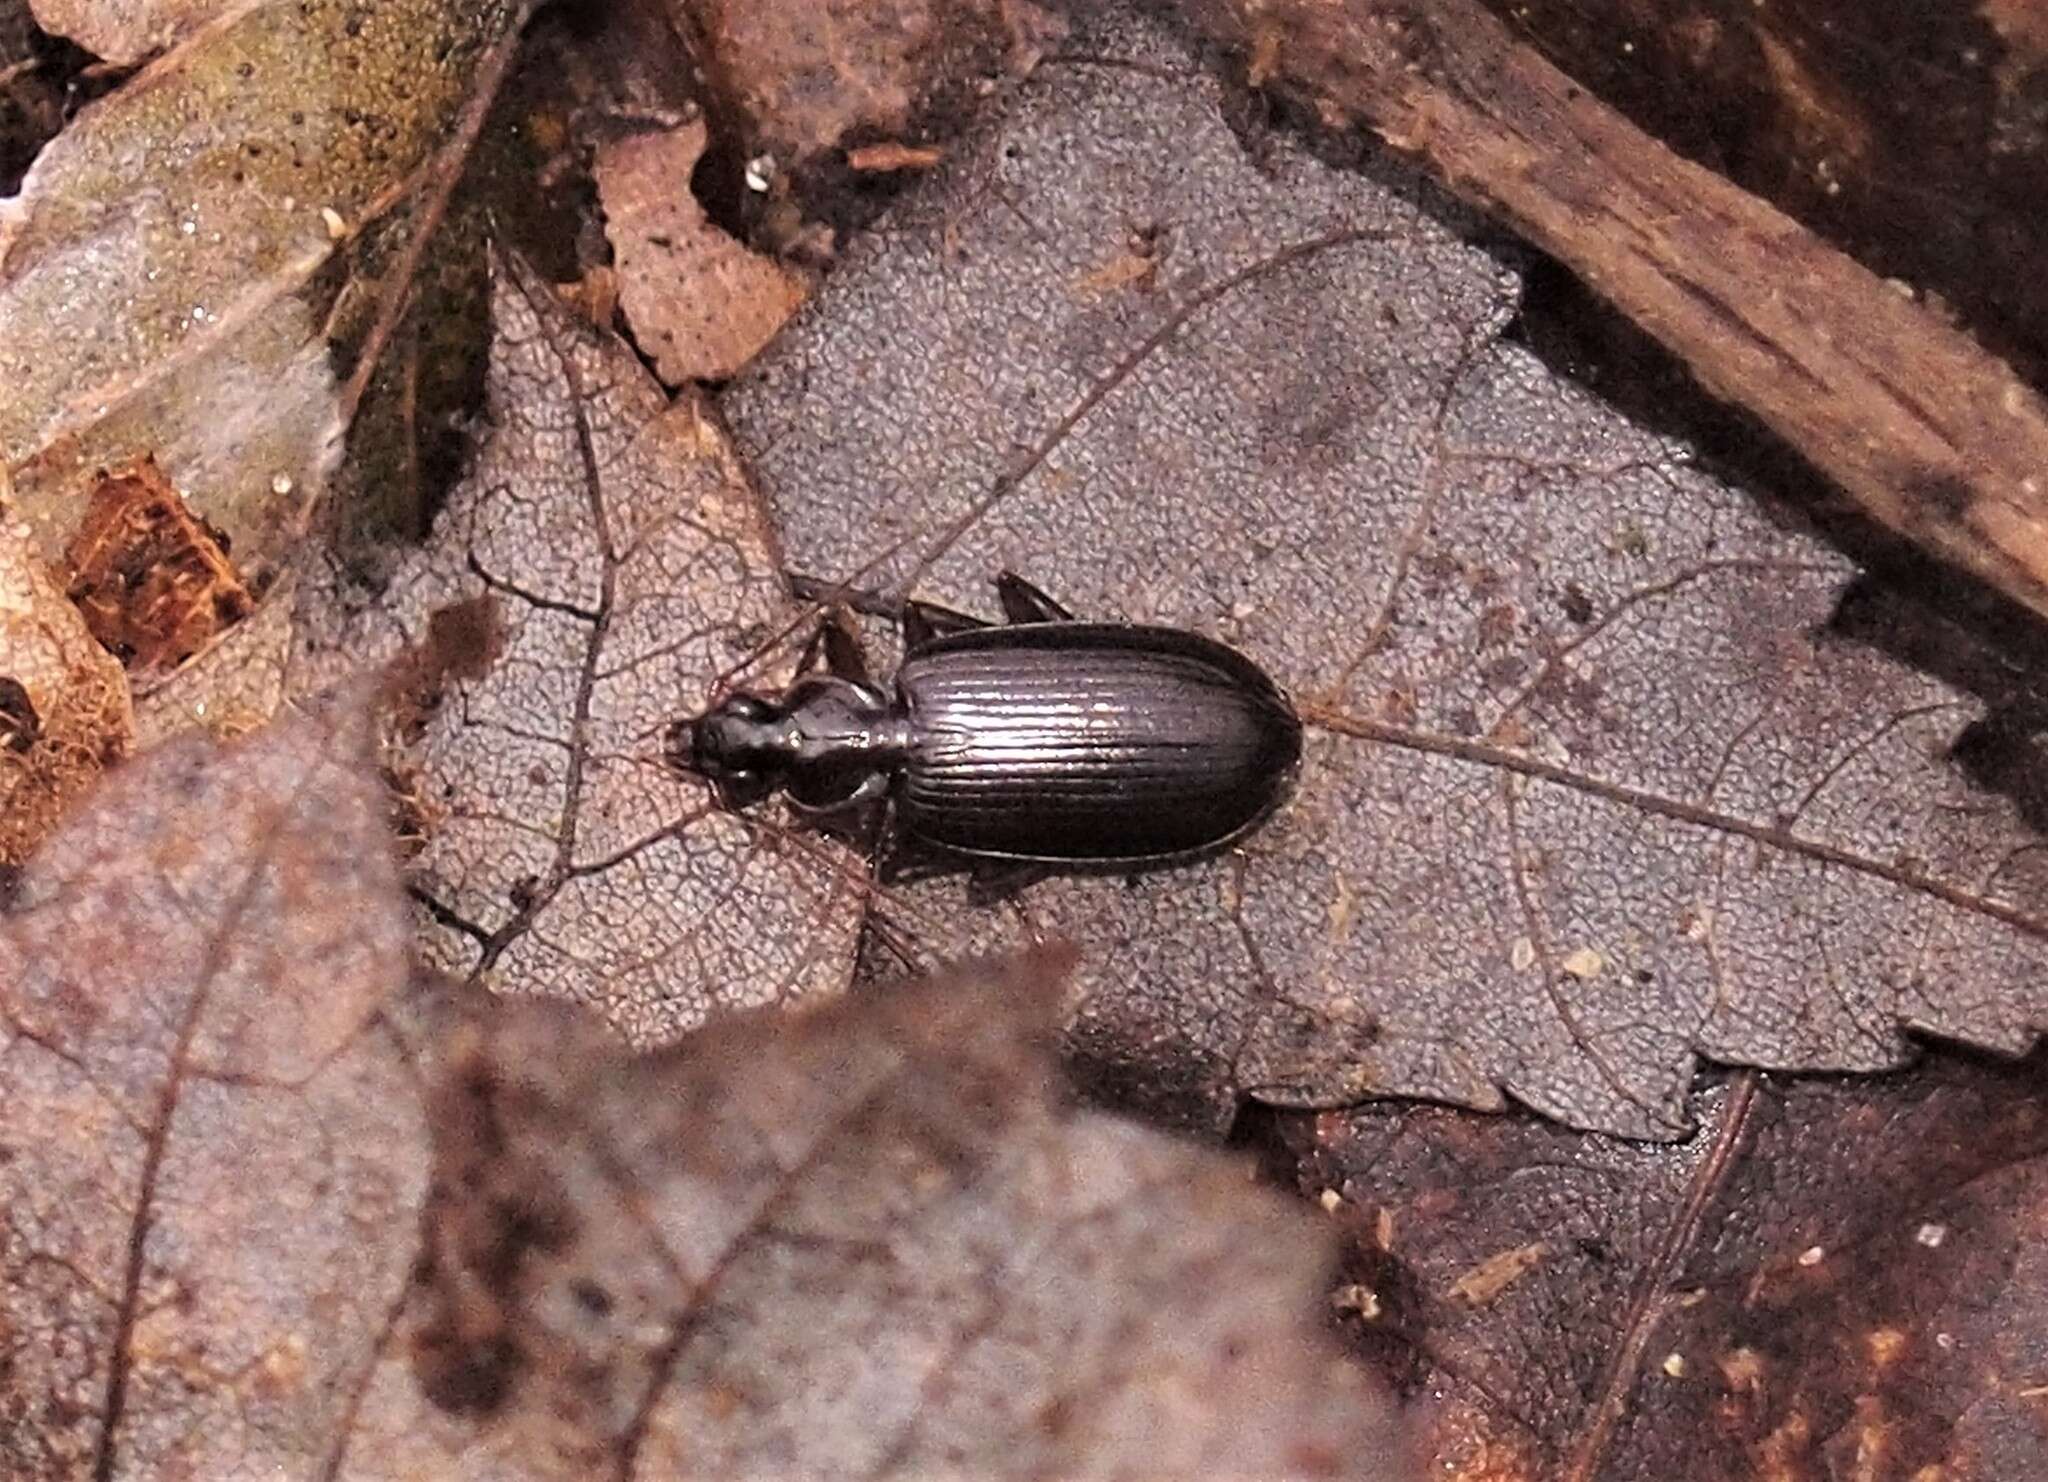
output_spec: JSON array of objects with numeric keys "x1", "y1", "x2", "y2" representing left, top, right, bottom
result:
[{"x1": 1176, "y1": 0, "x2": 2048, "y2": 623}]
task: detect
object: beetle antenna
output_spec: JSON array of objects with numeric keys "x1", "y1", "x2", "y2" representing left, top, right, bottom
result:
[{"x1": 704, "y1": 528, "x2": 926, "y2": 701}]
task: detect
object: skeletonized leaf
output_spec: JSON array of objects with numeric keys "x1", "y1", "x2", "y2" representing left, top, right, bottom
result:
[{"x1": 295, "y1": 246, "x2": 867, "y2": 1042}]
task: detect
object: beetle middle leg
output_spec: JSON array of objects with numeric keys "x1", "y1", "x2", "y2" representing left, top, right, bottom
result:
[
  {"x1": 901, "y1": 597, "x2": 988, "y2": 650},
  {"x1": 994, "y1": 571, "x2": 1076, "y2": 625}
]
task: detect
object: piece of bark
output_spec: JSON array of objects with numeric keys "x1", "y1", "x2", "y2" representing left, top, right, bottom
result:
[
  {"x1": 1174, "y1": 0, "x2": 2048, "y2": 625},
  {"x1": 1459, "y1": 0, "x2": 2048, "y2": 393}
]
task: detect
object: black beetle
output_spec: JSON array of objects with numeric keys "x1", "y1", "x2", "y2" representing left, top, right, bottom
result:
[{"x1": 668, "y1": 572, "x2": 1302, "y2": 880}]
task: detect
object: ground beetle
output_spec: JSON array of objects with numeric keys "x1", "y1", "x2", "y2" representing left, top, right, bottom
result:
[{"x1": 669, "y1": 573, "x2": 1302, "y2": 882}]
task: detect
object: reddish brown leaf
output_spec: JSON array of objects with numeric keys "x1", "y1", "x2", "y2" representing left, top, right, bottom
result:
[
  {"x1": 595, "y1": 117, "x2": 811, "y2": 384},
  {"x1": 679, "y1": 0, "x2": 1065, "y2": 173},
  {"x1": 1256, "y1": 1043, "x2": 2048, "y2": 1481},
  {"x1": 63, "y1": 456, "x2": 254, "y2": 674}
]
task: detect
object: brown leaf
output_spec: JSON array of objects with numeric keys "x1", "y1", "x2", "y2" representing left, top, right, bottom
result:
[
  {"x1": 720, "y1": 8, "x2": 2048, "y2": 1136},
  {"x1": 63, "y1": 456, "x2": 254, "y2": 673},
  {"x1": 381, "y1": 951, "x2": 1408, "y2": 1478},
  {"x1": 1258, "y1": 1044, "x2": 2048, "y2": 1481},
  {"x1": 129, "y1": 576, "x2": 295, "y2": 745},
  {"x1": 31, "y1": 0, "x2": 230, "y2": 65},
  {"x1": 0, "y1": 687, "x2": 426, "y2": 1477},
  {"x1": 0, "y1": 519, "x2": 131, "y2": 864},
  {"x1": 294, "y1": 245, "x2": 867, "y2": 1043},
  {"x1": 680, "y1": 0, "x2": 1065, "y2": 172},
  {"x1": 0, "y1": 0, "x2": 526, "y2": 574},
  {"x1": 595, "y1": 116, "x2": 810, "y2": 384}
]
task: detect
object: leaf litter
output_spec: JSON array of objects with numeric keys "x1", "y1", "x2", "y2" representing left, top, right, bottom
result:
[
  {"x1": 717, "y1": 7, "x2": 2048, "y2": 1137},
  {"x1": 1261, "y1": 1044, "x2": 2048, "y2": 1479},
  {"x1": 0, "y1": 0, "x2": 525, "y2": 573},
  {"x1": 0, "y1": 686, "x2": 425, "y2": 1478},
  {"x1": 0, "y1": 690, "x2": 1405, "y2": 1478},
  {"x1": 295, "y1": 244, "x2": 872, "y2": 1043}
]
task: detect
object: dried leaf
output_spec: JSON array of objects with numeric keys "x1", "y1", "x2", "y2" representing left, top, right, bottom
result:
[
  {"x1": 596, "y1": 116, "x2": 810, "y2": 384},
  {"x1": 356, "y1": 952, "x2": 1408, "y2": 1479},
  {"x1": 0, "y1": 688, "x2": 426, "y2": 1477},
  {"x1": 295, "y1": 246, "x2": 866, "y2": 1042},
  {"x1": 32, "y1": 0, "x2": 227, "y2": 65},
  {"x1": 130, "y1": 576, "x2": 295, "y2": 745},
  {"x1": 0, "y1": 517, "x2": 131, "y2": 863},
  {"x1": 1261, "y1": 1045, "x2": 2048, "y2": 1480},
  {"x1": 680, "y1": 0, "x2": 1065, "y2": 172},
  {"x1": 0, "y1": 0, "x2": 525, "y2": 572},
  {"x1": 720, "y1": 9, "x2": 2048, "y2": 1136},
  {"x1": 63, "y1": 455, "x2": 253, "y2": 672}
]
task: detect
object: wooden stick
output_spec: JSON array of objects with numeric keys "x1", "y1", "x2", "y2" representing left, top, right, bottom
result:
[{"x1": 1180, "y1": 0, "x2": 2048, "y2": 620}]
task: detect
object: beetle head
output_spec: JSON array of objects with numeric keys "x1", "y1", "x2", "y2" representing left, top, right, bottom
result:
[{"x1": 668, "y1": 692, "x2": 787, "y2": 807}]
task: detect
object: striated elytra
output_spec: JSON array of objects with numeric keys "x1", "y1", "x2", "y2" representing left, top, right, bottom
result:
[{"x1": 670, "y1": 572, "x2": 1302, "y2": 878}]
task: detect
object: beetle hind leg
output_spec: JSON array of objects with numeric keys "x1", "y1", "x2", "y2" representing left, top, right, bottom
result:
[{"x1": 995, "y1": 571, "x2": 1075, "y2": 625}]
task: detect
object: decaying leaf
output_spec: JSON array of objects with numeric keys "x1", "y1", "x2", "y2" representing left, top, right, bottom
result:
[
  {"x1": 63, "y1": 455, "x2": 254, "y2": 672},
  {"x1": 0, "y1": 0, "x2": 525, "y2": 574},
  {"x1": 720, "y1": 9, "x2": 2048, "y2": 1136},
  {"x1": 32, "y1": 0, "x2": 230, "y2": 65},
  {"x1": 130, "y1": 574, "x2": 296, "y2": 745},
  {"x1": 1260, "y1": 1042, "x2": 2048, "y2": 1480},
  {"x1": 363, "y1": 951, "x2": 1409, "y2": 1479},
  {"x1": 0, "y1": 518, "x2": 131, "y2": 863},
  {"x1": 677, "y1": 0, "x2": 1066, "y2": 176},
  {"x1": 0, "y1": 687, "x2": 425, "y2": 1478},
  {"x1": 595, "y1": 116, "x2": 810, "y2": 384},
  {"x1": 294, "y1": 245, "x2": 867, "y2": 1044}
]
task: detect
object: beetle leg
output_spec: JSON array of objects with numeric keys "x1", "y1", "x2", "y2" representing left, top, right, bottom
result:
[
  {"x1": 821, "y1": 611, "x2": 871, "y2": 684},
  {"x1": 965, "y1": 859, "x2": 1049, "y2": 905},
  {"x1": 994, "y1": 571, "x2": 1076, "y2": 625},
  {"x1": 901, "y1": 598, "x2": 988, "y2": 650}
]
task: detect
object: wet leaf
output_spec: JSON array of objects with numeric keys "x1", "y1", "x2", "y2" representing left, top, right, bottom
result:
[
  {"x1": 718, "y1": 9, "x2": 2048, "y2": 1136},
  {"x1": 345, "y1": 951, "x2": 1407, "y2": 1480},
  {"x1": 0, "y1": 518, "x2": 131, "y2": 864},
  {"x1": 0, "y1": 0, "x2": 524, "y2": 573},
  {"x1": 595, "y1": 115, "x2": 810, "y2": 385},
  {"x1": 1256, "y1": 1044, "x2": 2048, "y2": 1480},
  {"x1": 295, "y1": 245, "x2": 867, "y2": 1042},
  {"x1": 0, "y1": 688, "x2": 426, "y2": 1478}
]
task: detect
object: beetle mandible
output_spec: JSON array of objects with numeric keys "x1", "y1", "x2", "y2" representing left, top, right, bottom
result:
[{"x1": 668, "y1": 572, "x2": 1302, "y2": 882}]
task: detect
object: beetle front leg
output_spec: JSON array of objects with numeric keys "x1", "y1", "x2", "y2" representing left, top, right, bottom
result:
[{"x1": 994, "y1": 571, "x2": 1075, "y2": 625}]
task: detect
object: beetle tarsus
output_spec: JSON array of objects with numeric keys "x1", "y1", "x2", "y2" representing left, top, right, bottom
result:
[{"x1": 995, "y1": 571, "x2": 1075, "y2": 625}]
